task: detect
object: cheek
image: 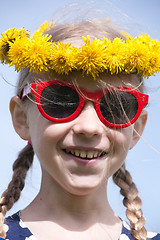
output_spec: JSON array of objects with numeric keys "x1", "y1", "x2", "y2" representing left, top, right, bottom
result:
[
  {"x1": 107, "y1": 127, "x2": 134, "y2": 177},
  {"x1": 27, "y1": 106, "x2": 71, "y2": 156},
  {"x1": 29, "y1": 120, "x2": 61, "y2": 153},
  {"x1": 26, "y1": 106, "x2": 51, "y2": 153},
  {"x1": 114, "y1": 127, "x2": 134, "y2": 150}
]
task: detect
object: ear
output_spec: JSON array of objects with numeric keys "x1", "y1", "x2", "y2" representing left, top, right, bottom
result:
[
  {"x1": 10, "y1": 96, "x2": 30, "y2": 140},
  {"x1": 129, "y1": 110, "x2": 148, "y2": 149}
]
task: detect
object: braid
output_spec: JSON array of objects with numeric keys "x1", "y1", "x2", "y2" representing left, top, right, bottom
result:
[
  {"x1": 113, "y1": 164, "x2": 147, "y2": 240},
  {"x1": 0, "y1": 144, "x2": 34, "y2": 239}
]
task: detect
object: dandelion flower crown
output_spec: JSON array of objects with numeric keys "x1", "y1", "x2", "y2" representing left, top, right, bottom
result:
[{"x1": 1, "y1": 21, "x2": 160, "y2": 79}]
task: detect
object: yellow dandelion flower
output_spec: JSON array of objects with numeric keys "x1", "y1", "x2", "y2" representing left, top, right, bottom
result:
[
  {"x1": 140, "y1": 36, "x2": 160, "y2": 77},
  {"x1": 0, "y1": 39, "x2": 11, "y2": 63},
  {"x1": 76, "y1": 36, "x2": 107, "y2": 79},
  {"x1": 103, "y1": 37, "x2": 126, "y2": 74},
  {"x1": 0, "y1": 28, "x2": 29, "y2": 64},
  {"x1": 121, "y1": 31, "x2": 132, "y2": 40},
  {"x1": 34, "y1": 21, "x2": 55, "y2": 35},
  {"x1": 8, "y1": 37, "x2": 29, "y2": 72},
  {"x1": 49, "y1": 42, "x2": 76, "y2": 75},
  {"x1": 125, "y1": 35, "x2": 153, "y2": 75},
  {"x1": 135, "y1": 33, "x2": 153, "y2": 46},
  {"x1": 22, "y1": 34, "x2": 52, "y2": 73},
  {"x1": 0, "y1": 27, "x2": 29, "y2": 43}
]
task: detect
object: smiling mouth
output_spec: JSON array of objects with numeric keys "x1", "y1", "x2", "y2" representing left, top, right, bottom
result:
[{"x1": 63, "y1": 149, "x2": 106, "y2": 159}]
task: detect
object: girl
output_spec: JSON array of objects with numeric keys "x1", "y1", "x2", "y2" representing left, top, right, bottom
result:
[{"x1": 0, "y1": 19, "x2": 160, "y2": 240}]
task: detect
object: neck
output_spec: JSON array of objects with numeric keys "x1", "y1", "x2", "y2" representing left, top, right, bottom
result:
[
  {"x1": 22, "y1": 171, "x2": 119, "y2": 229},
  {"x1": 20, "y1": 173, "x2": 122, "y2": 240}
]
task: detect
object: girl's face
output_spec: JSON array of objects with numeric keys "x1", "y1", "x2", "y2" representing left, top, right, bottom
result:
[{"x1": 11, "y1": 73, "x2": 147, "y2": 196}]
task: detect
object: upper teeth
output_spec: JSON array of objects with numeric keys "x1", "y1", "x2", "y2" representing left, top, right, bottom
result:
[{"x1": 65, "y1": 149, "x2": 105, "y2": 159}]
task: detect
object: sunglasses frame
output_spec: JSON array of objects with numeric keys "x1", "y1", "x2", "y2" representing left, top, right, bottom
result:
[{"x1": 22, "y1": 80, "x2": 149, "y2": 128}]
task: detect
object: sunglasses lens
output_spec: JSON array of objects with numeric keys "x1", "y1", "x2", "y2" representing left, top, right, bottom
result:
[
  {"x1": 100, "y1": 91, "x2": 138, "y2": 125},
  {"x1": 40, "y1": 85, "x2": 79, "y2": 119}
]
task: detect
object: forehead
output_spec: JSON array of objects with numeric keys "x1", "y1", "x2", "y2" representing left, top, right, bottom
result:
[
  {"x1": 31, "y1": 70, "x2": 142, "y2": 92},
  {"x1": 49, "y1": 72, "x2": 141, "y2": 91}
]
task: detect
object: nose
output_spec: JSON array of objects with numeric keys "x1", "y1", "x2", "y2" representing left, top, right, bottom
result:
[{"x1": 72, "y1": 101, "x2": 104, "y2": 138}]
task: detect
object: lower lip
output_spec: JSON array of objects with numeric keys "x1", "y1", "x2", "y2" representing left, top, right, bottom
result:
[{"x1": 63, "y1": 151, "x2": 104, "y2": 166}]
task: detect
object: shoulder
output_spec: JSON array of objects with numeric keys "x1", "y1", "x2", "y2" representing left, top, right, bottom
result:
[
  {"x1": 4, "y1": 212, "x2": 37, "y2": 240},
  {"x1": 121, "y1": 220, "x2": 160, "y2": 240}
]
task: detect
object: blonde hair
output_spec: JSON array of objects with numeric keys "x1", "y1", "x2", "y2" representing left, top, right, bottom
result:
[{"x1": 0, "y1": 19, "x2": 147, "y2": 240}]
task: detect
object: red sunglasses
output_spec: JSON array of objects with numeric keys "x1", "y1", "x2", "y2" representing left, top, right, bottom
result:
[{"x1": 22, "y1": 80, "x2": 149, "y2": 128}]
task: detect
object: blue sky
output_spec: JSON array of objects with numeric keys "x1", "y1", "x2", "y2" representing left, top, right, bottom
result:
[{"x1": 0, "y1": 0, "x2": 160, "y2": 232}]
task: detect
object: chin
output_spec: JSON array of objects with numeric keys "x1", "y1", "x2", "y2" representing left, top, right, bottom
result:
[{"x1": 65, "y1": 174, "x2": 106, "y2": 196}]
